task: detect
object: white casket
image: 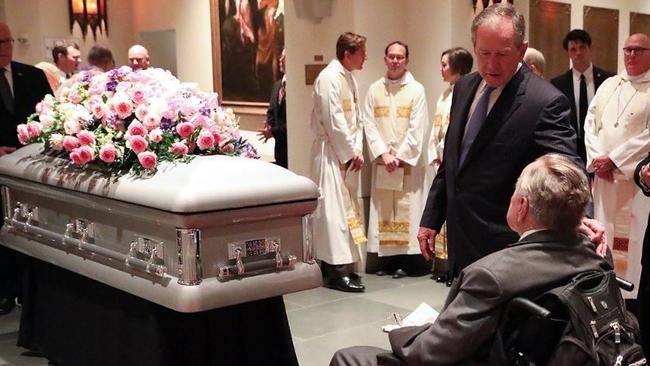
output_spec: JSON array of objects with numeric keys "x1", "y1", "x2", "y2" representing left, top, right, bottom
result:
[{"x1": 0, "y1": 144, "x2": 322, "y2": 312}]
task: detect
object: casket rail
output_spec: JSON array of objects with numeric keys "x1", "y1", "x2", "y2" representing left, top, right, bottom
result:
[{"x1": 0, "y1": 144, "x2": 322, "y2": 312}]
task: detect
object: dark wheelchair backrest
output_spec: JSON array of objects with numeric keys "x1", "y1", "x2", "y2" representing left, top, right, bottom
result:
[{"x1": 490, "y1": 270, "x2": 646, "y2": 366}]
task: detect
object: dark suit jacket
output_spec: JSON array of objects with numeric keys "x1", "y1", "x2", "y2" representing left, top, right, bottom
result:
[
  {"x1": 0, "y1": 61, "x2": 51, "y2": 298},
  {"x1": 387, "y1": 230, "x2": 610, "y2": 365},
  {"x1": 550, "y1": 66, "x2": 615, "y2": 163},
  {"x1": 266, "y1": 79, "x2": 287, "y2": 168},
  {"x1": 634, "y1": 154, "x2": 650, "y2": 269},
  {"x1": 420, "y1": 65, "x2": 582, "y2": 273},
  {"x1": 0, "y1": 61, "x2": 52, "y2": 148}
]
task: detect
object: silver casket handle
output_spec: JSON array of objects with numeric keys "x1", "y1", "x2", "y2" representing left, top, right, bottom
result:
[{"x1": 217, "y1": 242, "x2": 297, "y2": 281}]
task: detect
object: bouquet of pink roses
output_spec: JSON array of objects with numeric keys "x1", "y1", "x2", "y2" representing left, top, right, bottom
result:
[{"x1": 17, "y1": 66, "x2": 258, "y2": 173}]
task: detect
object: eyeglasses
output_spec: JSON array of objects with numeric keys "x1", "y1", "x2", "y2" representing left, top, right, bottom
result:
[
  {"x1": 623, "y1": 47, "x2": 650, "y2": 56},
  {"x1": 0, "y1": 38, "x2": 14, "y2": 45}
]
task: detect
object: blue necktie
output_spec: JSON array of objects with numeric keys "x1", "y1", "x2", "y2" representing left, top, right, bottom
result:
[{"x1": 460, "y1": 86, "x2": 494, "y2": 165}]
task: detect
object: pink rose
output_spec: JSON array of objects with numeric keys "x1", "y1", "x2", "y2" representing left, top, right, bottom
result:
[
  {"x1": 99, "y1": 144, "x2": 119, "y2": 163},
  {"x1": 76, "y1": 145, "x2": 95, "y2": 164},
  {"x1": 148, "y1": 128, "x2": 163, "y2": 143},
  {"x1": 127, "y1": 120, "x2": 147, "y2": 136},
  {"x1": 69, "y1": 150, "x2": 82, "y2": 165},
  {"x1": 68, "y1": 89, "x2": 83, "y2": 104},
  {"x1": 196, "y1": 130, "x2": 216, "y2": 150},
  {"x1": 137, "y1": 151, "x2": 157, "y2": 170},
  {"x1": 16, "y1": 124, "x2": 30, "y2": 144},
  {"x1": 130, "y1": 87, "x2": 147, "y2": 105},
  {"x1": 169, "y1": 142, "x2": 189, "y2": 156},
  {"x1": 220, "y1": 142, "x2": 234, "y2": 154},
  {"x1": 114, "y1": 100, "x2": 133, "y2": 119},
  {"x1": 49, "y1": 134, "x2": 64, "y2": 150},
  {"x1": 127, "y1": 135, "x2": 148, "y2": 154},
  {"x1": 91, "y1": 103, "x2": 108, "y2": 119},
  {"x1": 64, "y1": 120, "x2": 81, "y2": 135},
  {"x1": 62, "y1": 136, "x2": 80, "y2": 152},
  {"x1": 135, "y1": 104, "x2": 148, "y2": 121},
  {"x1": 190, "y1": 114, "x2": 210, "y2": 129},
  {"x1": 77, "y1": 130, "x2": 96, "y2": 146},
  {"x1": 176, "y1": 122, "x2": 195, "y2": 138},
  {"x1": 143, "y1": 113, "x2": 161, "y2": 130}
]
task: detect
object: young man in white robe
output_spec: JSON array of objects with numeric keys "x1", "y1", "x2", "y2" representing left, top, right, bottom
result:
[
  {"x1": 584, "y1": 33, "x2": 650, "y2": 299},
  {"x1": 309, "y1": 32, "x2": 367, "y2": 292},
  {"x1": 362, "y1": 41, "x2": 430, "y2": 278}
]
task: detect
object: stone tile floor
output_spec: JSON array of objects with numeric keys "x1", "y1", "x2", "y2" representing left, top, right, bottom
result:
[{"x1": 0, "y1": 273, "x2": 449, "y2": 366}]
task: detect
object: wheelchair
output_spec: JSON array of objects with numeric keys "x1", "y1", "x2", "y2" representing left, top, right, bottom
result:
[{"x1": 489, "y1": 277, "x2": 635, "y2": 366}]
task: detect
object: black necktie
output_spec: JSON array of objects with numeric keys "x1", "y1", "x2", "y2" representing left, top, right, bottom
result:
[
  {"x1": 460, "y1": 86, "x2": 495, "y2": 165},
  {"x1": 578, "y1": 74, "x2": 588, "y2": 138},
  {"x1": 0, "y1": 68, "x2": 14, "y2": 115}
]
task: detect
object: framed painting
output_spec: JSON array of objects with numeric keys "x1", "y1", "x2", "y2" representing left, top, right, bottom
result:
[{"x1": 210, "y1": 0, "x2": 285, "y2": 115}]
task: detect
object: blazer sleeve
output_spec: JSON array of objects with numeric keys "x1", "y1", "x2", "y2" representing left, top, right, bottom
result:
[
  {"x1": 388, "y1": 266, "x2": 504, "y2": 365},
  {"x1": 634, "y1": 153, "x2": 650, "y2": 196},
  {"x1": 533, "y1": 93, "x2": 582, "y2": 167}
]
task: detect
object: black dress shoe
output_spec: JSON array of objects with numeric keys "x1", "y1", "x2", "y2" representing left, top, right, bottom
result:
[
  {"x1": 0, "y1": 296, "x2": 15, "y2": 315},
  {"x1": 326, "y1": 275, "x2": 366, "y2": 292},
  {"x1": 445, "y1": 278, "x2": 453, "y2": 287},
  {"x1": 392, "y1": 269, "x2": 407, "y2": 279},
  {"x1": 375, "y1": 270, "x2": 388, "y2": 276},
  {"x1": 435, "y1": 274, "x2": 448, "y2": 283},
  {"x1": 348, "y1": 272, "x2": 363, "y2": 285}
]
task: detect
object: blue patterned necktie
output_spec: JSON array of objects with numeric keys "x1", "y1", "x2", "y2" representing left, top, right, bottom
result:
[
  {"x1": 460, "y1": 85, "x2": 495, "y2": 165},
  {"x1": 0, "y1": 68, "x2": 13, "y2": 115}
]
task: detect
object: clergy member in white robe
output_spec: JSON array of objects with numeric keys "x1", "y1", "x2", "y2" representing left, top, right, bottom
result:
[
  {"x1": 584, "y1": 33, "x2": 650, "y2": 298},
  {"x1": 309, "y1": 32, "x2": 367, "y2": 292},
  {"x1": 363, "y1": 41, "x2": 429, "y2": 278}
]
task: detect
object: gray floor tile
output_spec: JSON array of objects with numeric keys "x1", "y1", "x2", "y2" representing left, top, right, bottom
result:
[
  {"x1": 361, "y1": 279, "x2": 450, "y2": 311},
  {"x1": 287, "y1": 297, "x2": 409, "y2": 339}
]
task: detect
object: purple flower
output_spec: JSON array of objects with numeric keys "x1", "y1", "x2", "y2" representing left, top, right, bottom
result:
[
  {"x1": 106, "y1": 80, "x2": 118, "y2": 92},
  {"x1": 160, "y1": 118, "x2": 174, "y2": 133}
]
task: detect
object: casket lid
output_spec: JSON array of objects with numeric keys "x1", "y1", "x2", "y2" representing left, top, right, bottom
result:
[{"x1": 0, "y1": 144, "x2": 318, "y2": 213}]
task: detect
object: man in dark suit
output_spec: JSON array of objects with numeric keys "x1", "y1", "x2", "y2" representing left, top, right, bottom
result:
[
  {"x1": 0, "y1": 22, "x2": 52, "y2": 315},
  {"x1": 550, "y1": 29, "x2": 614, "y2": 164},
  {"x1": 417, "y1": 4, "x2": 592, "y2": 278},
  {"x1": 258, "y1": 48, "x2": 287, "y2": 168},
  {"x1": 331, "y1": 154, "x2": 610, "y2": 365},
  {"x1": 634, "y1": 155, "x2": 650, "y2": 355}
]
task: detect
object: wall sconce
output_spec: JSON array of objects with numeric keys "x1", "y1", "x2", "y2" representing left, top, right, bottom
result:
[
  {"x1": 472, "y1": 0, "x2": 514, "y2": 13},
  {"x1": 69, "y1": 0, "x2": 109, "y2": 40}
]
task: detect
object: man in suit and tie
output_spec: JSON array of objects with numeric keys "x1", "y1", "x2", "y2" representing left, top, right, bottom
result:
[
  {"x1": 258, "y1": 48, "x2": 287, "y2": 168},
  {"x1": 551, "y1": 29, "x2": 615, "y2": 164},
  {"x1": 0, "y1": 22, "x2": 52, "y2": 315},
  {"x1": 331, "y1": 154, "x2": 610, "y2": 366},
  {"x1": 416, "y1": 4, "x2": 597, "y2": 279}
]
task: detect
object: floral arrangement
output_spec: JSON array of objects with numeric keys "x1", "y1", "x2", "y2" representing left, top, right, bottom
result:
[{"x1": 17, "y1": 67, "x2": 258, "y2": 174}]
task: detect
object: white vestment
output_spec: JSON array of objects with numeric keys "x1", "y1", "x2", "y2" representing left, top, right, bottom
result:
[
  {"x1": 363, "y1": 71, "x2": 429, "y2": 256},
  {"x1": 424, "y1": 84, "x2": 454, "y2": 191},
  {"x1": 309, "y1": 59, "x2": 365, "y2": 265},
  {"x1": 585, "y1": 70, "x2": 650, "y2": 298}
]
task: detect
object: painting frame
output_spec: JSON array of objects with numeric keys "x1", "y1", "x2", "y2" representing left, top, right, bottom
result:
[{"x1": 209, "y1": 0, "x2": 285, "y2": 116}]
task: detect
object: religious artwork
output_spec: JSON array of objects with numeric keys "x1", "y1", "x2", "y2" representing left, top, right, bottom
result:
[
  {"x1": 210, "y1": 0, "x2": 285, "y2": 113},
  {"x1": 17, "y1": 67, "x2": 258, "y2": 174}
]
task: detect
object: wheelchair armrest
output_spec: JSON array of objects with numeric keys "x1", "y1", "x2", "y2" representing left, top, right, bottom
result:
[
  {"x1": 506, "y1": 297, "x2": 551, "y2": 319},
  {"x1": 616, "y1": 277, "x2": 634, "y2": 292}
]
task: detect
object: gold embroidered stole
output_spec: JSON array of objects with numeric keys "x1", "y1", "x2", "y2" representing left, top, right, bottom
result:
[
  {"x1": 339, "y1": 163, "x2": 367, "y2": 245},
  {"x1": 370, "y1": 82, "x2": 414, "y2": 246}
]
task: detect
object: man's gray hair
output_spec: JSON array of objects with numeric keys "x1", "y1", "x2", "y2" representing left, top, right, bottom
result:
[
  {"x1": 515, "y1": 154, "x2": 590, "y2": 233},
  {"x1": 471, "y1": 3, "x2": 526, "y2": 48},
  {"x1": 524, "y1": 47, "x2": 545, "y2": 74}
]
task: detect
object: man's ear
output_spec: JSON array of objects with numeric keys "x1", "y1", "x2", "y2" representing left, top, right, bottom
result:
[{"x1": 517, "y1": 195, "x2": 529, "y2": 222}]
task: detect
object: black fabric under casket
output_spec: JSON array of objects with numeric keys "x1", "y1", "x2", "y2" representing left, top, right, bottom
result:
[{"x1": 17, "y1": 257, "x2": 299, "y2": 366}]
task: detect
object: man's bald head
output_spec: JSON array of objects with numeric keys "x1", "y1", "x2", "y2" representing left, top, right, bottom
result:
[
  {"x1": 0, "y1": 22, "x2": 13, "y2": 68},
  {"x1": 128, "y1": 44, "x2": 150, "y2": 70},
  {"x1": 624, "y1": 33, "x2": 650, "y2": 76}
]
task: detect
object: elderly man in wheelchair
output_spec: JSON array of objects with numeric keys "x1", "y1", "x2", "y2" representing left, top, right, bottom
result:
[{"x1": 330, "y1": 154, "x2": 638, "y2": 366}]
